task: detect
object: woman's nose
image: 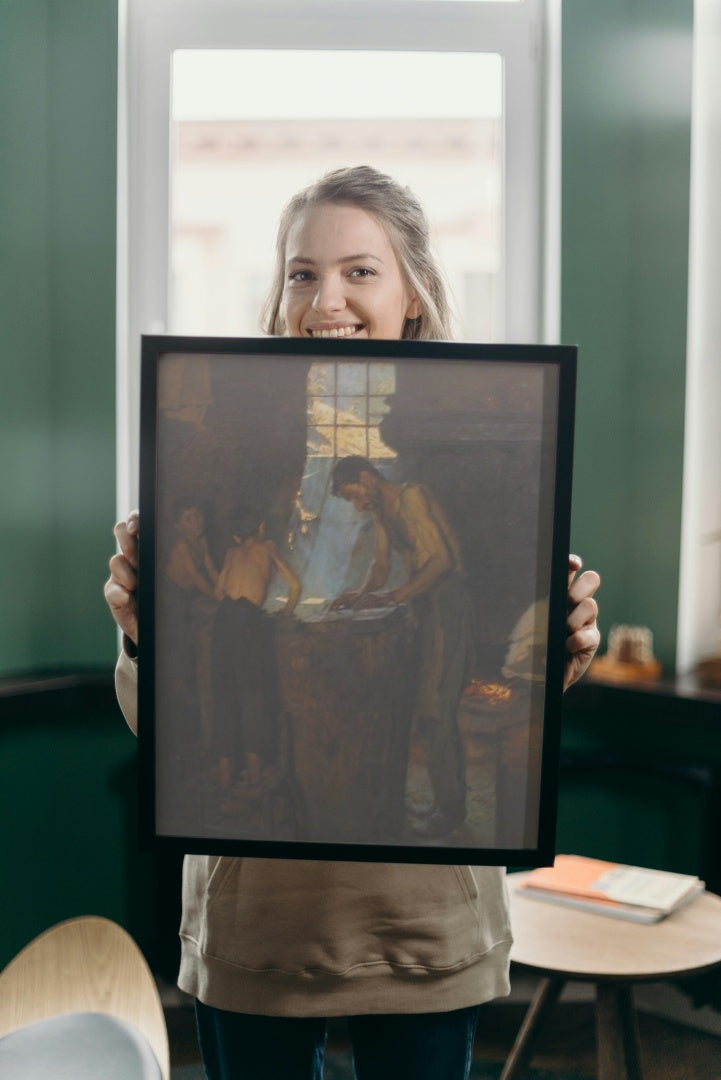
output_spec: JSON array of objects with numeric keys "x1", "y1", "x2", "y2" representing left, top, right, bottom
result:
[{"x1": 312, "y1": 274, "x2": 345, "y2": 314}]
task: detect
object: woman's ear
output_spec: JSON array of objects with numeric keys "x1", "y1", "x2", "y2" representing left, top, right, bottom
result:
[{"x1": 406, "y1": 296, "x2": 423, "y2": 320}]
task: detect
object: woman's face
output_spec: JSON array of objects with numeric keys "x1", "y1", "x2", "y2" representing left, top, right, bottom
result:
[{"x1": 281, "y1": 203, "x2": 421, "y2": 340}]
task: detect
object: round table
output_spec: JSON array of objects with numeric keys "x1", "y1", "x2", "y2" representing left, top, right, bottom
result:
[{"x1": 503, "y1": 871, "x2": 721, "y2": 1080}]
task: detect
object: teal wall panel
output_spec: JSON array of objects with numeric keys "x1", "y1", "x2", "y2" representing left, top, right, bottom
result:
[
  {"x1": 0, "y1": 0, "x2": 118, "y2": 674},
  {"x1": 562, "y1": 0, "x2": 693, "y2": 669},
  {"x1": 47, "y1": 2, "x2": 119, "y2": 667},
  {"x1": 1, "y1": 2, "x2": 54, "y2": 668}
]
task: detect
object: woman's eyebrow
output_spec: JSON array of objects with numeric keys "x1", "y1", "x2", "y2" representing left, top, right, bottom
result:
[
  {"x1": 339, "y1": 253, "x2": 383, "y2": 264},
  {"x1": 286, "y1": 253, "x2": 384, "y2": 266}
]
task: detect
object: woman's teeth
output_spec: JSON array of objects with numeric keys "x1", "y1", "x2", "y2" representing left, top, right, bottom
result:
[{"x1": 310, "y1": 325, "x2": 360, "y2": 338}]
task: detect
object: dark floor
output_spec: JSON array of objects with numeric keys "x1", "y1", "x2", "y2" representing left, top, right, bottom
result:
[
  {"x1": 474, "y1": 999, "x2": 721, "y2": 1079},
  {"x1": 165, "y1": 987, "x2": 721, "y2": 1079}
]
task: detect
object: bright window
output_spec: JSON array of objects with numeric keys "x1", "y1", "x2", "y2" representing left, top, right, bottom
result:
[{"x1": 169, "y1": 49, "x2": 503, "y2": 342}]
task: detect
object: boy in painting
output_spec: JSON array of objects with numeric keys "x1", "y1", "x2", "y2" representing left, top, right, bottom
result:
[
  {"x1": 165, "y1": 500, "x2": 218, "y2": 599},
  {"x1": 212, "y1": 507, "x2": 301, "y2": 788}
]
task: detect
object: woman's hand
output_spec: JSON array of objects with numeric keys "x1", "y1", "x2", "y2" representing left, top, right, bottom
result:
[
  {"x1": 103, "y1": 510, "x2": 140, "y2": 646},
  {"x1": 564, "y1": 554, "x2": 601, "y2": 691}
]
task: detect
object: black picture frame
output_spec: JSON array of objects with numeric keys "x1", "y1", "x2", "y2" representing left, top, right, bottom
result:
[{"x1": 138, "y1": 335, "x2": 576, "y2": 865}]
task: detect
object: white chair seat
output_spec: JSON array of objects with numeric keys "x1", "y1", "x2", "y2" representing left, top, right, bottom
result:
[{"x1": 0, "y1": 1011, "x2": 162, "y2": 1079}]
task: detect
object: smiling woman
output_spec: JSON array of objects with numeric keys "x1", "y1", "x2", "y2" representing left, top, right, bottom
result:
[{"x1": 263, "y1": 167, "x2": 451, "y2": 342}]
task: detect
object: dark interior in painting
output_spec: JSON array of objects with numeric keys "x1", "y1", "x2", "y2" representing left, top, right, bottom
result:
[{"x1": 149, "y1": 348, "x2": 559, "y2": 855}]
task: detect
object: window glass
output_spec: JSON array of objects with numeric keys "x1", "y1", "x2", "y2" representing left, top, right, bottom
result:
[
  {"x1": 170, "y1": 50, "x2": 503, "y2": 341},
  {"x1": 307, "y1": 361, "x2": 396, "y2": 460}
]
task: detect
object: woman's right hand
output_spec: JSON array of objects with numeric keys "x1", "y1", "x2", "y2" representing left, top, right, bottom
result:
[{"x1": 103, "y1": 510, "x2": 140, "y2": 646}]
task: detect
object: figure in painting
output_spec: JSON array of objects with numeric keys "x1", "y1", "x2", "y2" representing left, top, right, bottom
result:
[
  {"x1": 212, "y1": 506, "x2": 302, "y2": 789},
  {"x1": 165, "y1": 500, "x2": 219, "y2": 599},
  {"x1": 330, "y1": 455, "x2": 473, "y2": 837}
]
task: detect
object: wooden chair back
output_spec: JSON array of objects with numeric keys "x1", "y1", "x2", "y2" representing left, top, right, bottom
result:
[{"x1": 0, "y1": 915, "x2": 169, "y2": 1080}]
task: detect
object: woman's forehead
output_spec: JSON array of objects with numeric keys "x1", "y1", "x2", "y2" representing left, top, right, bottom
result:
[{"x1": 285, "y1": 203, "x2": 395, "y2": 262}]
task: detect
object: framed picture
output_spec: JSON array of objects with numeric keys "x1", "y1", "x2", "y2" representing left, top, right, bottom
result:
[{"x1": 138, "y1": 335, "x2": 576, "y2": 865}]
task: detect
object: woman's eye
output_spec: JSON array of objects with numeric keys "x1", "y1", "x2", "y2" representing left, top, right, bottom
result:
[
  {"x1": 288, "y1": 269, "x2": 313, "y2": 283},
  {"x1": 349, "y1": 267, "x2": 375, "y2": 279}
]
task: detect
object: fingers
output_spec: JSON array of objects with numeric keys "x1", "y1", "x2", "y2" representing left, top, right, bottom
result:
[
  {"x1": 567, "y1": 553, "x2": 583, "y2": 587},
  {"x1": 567, "y1": 563, "x2": 601, "y2": 638},
  {"x1": 566, "y1": 590, "x2": 599, "y2": 635},
  {"x1": 563, "y1": 618, "x2": 601, "y2": 689},
  {"x1": 568, "y1": 567, "x2": 601, "y2": 609},
  {"x1": 104, "y1": 511, "x2": 140, "y2": 644},
  {"x1": 330, "y1": 589, "x2": 363, "y2": 611},
  {"x1": 103, "y1": 574, "x2": 139, "y2": 643},
  {"x1": 565, "y1": 622, "x2": 601, "y2": 658},
  {"x1": 564, "y1": 559, "x2": 601, "y2": 690},
  {"x1": 108, "y1": 548, "x2": 137, "y2": 588},
  {"x1": 113, "y1": 510, "x2": 139, "y2": 568}
]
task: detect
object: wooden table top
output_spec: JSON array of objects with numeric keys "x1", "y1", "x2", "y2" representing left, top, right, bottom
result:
[{"x1": 508, "y1": 871, "x2": 721, "y2": 981}]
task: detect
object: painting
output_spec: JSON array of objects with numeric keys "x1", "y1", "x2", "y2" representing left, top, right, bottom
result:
[{"x1": 137, "y1": 336, "x2": 576, "y2": 864}]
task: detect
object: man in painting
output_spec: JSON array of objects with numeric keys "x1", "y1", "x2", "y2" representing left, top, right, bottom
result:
[{"x1": 330, "y1": 455, "x2": 471, "y2": 837}]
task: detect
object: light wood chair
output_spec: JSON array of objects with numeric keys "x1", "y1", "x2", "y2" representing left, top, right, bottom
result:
[{"x1": 0, "y1": 915, "x2": 169, "y2": 1079}]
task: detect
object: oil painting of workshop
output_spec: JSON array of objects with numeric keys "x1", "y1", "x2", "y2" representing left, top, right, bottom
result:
[{"x1": 146, "y1": 341, "x2": 568, "y2": 859}]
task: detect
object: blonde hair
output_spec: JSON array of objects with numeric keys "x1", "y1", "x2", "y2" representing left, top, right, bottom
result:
[{"x1": 261, "y1": 165, "x2": 454, "y2": 341}]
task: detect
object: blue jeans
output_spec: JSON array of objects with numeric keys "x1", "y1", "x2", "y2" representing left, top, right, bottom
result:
[{"x1": 195, "y1": 1000, "x2": 481, "y2": 1080}]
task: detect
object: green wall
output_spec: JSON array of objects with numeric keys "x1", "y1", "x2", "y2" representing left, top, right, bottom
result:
[
  {"x1": 0, "y1": 0, "x2": 118, "y2": 675},
  {"x1": 562, "y1": 0, "x2": 693, "y2": 669},
  {"x1": 0, "y1": 0, "x2": 133, "y2": 973}
]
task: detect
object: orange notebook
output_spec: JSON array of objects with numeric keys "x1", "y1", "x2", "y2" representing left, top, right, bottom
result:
[{"x1": 517, "y1": 854, "x2": 704, "y2": 923}]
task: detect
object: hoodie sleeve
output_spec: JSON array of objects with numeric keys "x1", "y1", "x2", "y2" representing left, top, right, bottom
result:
[{"x1": 115, "y1": 646, "x2": 139, "y2": 736}]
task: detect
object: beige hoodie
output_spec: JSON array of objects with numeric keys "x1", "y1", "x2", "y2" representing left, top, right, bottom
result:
[{"x1": 116, "y1": 651, "x2": 512, "y2": 1016}]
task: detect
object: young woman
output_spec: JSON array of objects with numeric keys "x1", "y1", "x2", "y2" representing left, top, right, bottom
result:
[{"x1": 105, "y1": 166, "x2": 601, "y2": 1080}]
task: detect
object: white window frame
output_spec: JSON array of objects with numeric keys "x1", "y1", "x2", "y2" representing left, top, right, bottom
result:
[
  {"x1": 676, "y1": 0, "x2": 721, "y2": 674},
  {"x1": 117, "y1": 0, "x2": 558, "y2": 512}
]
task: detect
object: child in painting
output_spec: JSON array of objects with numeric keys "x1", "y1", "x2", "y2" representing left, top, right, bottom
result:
[
  {"x1": 212, "y1": 506, "x2": 301, "y2": 788},
  {"x1": 165, "y1": 500, "x2": 218, "y2": 598}
]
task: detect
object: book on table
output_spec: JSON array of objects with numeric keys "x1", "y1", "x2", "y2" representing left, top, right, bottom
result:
[{"x1": 516, "y1": 854, "x2": 705, "y2": 923}]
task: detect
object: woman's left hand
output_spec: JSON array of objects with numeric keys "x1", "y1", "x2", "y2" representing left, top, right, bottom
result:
[{"x1": 564, "y1": 554, "x2": 601, "y2": 691}]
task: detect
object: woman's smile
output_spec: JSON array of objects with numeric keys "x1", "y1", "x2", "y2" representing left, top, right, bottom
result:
[{"x1": 306, "y1": 323, "x2": 364, "y2": 339}]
